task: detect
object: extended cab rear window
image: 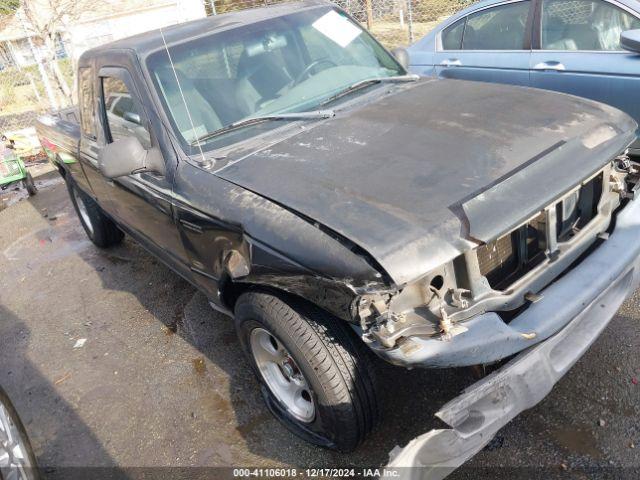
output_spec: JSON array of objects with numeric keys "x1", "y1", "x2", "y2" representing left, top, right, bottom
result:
[{"x1": 78, "y1": 67, "x2": 97, "y2": 139}]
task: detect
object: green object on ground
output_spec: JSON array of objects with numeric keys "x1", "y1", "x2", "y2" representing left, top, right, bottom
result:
[{"x1": 1, "y1": 148, "x2": 37, "y2": 195}]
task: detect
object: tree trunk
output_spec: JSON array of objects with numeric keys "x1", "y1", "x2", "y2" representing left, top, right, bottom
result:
[
  {"x1": 43, "y1": 34, "x2": 71, "y2": 104},
  {"x1": 52, "y1": 60, "x2": 71, "y2": 99}
]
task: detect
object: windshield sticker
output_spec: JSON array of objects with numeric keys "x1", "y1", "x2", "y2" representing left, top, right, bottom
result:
[{"x1": 312, "y1": 11, "x2": 362, "y2": 48}]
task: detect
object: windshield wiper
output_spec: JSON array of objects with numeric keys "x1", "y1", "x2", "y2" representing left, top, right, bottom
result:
[
  {"x1": 191, "y1": 110, "x2": 335, "y2": 146},
  {"x1": 319, "y1": 74, "x2": 419, "y2": 107}
]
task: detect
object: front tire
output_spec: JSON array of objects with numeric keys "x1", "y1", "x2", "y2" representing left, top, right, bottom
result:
[
  {"x1": 67, "y1": 181, "x2": 123, "y2": 248},
  {"x1": 235, "y1": 291, "x2": 380, "y2": 452}
]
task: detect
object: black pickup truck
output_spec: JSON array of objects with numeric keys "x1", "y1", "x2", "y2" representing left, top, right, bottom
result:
[{"x1": 36, "y1": 0, "x2": 640, "y2": 473}]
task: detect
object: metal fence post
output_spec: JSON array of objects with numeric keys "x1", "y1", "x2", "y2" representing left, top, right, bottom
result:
[
  {"x1": 365, "y1": 0, "x2": 373, "y2": 30},
  {"x1": 407, "y1": 0, "x2": 414, "y2": 44}
]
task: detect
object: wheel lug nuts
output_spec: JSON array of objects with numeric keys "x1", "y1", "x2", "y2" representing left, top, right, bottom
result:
[{"x1": 282, "y1": 363, "x2": 295, "y2": 378}]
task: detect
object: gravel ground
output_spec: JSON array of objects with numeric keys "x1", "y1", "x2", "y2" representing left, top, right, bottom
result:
[{"x1": 0, "y1": 173, "x2": 638, "y2": 479}]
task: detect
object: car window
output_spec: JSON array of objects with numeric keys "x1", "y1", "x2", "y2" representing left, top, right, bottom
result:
[
  {"x1": 462, "y1": 1, "x2": 531, "y2": 50},
  {"x1": 105, "y1": 94, "x2": 117, "y2": 111},
  {"x1": 102, "y1": 76, "x2": 151, "y2": 149},
  {"x1": 541, "y1": 0, "x2": 640, "y2": 51},
  {"x1": 442, "y1": 18, "x2": 466, "y2": 50},
  {"x1": 79, "y1": 67, "x2": 96, "y2": 139},
  {"x1": 112, "y1": 96, "x2": 134, "y2": 118}
]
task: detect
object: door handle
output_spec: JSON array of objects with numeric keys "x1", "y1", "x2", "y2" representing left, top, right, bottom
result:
[
  {"x1": 441, "y1": 58, "x2": 462, "y2": 67},
  {"x1": 533, "y1": 61, "x2": 566, "y2": 71}
]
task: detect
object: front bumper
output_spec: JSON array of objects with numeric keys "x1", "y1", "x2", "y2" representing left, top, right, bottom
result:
[
  {"x1": 385, "y1": 197, "x2": 640, "y2": 479},
  {"x1": 373, "y1": 196, "x2": 640, "y2": 368}
]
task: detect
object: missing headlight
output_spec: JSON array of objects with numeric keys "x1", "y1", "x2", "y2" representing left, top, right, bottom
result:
[
  {"x1": 556, "y1": 172, "x2": 603, "y2": 242},
  {"x1": 476, "y1": 211, "x2": 547, "y2": 290}
]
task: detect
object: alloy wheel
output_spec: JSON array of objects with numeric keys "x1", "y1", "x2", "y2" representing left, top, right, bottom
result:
[{"x1": 250, "y1": 327, "x2": 315, "y2": 423}]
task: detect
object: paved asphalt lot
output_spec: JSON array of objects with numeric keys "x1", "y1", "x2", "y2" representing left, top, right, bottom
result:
[{"x1": 0, "y1": 171, "x2": 639, "y2": 479}]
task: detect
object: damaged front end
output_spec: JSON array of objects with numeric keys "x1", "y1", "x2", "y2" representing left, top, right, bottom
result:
[
  {"x1": 356, "y1": 156, "x2": 639, "y2": 367},
  {"x1": 349, "y1": 156, "x2": 640, "y2": 479}
]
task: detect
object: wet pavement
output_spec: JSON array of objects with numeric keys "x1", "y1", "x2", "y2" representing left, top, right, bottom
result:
[{"x1": 0, "y1": 172, "x2": 638, "y2": 479}]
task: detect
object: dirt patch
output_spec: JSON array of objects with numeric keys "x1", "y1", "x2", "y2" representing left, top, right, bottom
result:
[
  {"x1": 192, "y1": 357, "x2": 207, "y2": 376},
  {"x1": 550, "y1": 426, "x2": 603, "y2": 459}
]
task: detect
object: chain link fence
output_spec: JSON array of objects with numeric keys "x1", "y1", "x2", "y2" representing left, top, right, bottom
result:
[
  {"x1": 0, "y1": 59, "x2": 72, "y2": 126},
  {"x1": 0, "y1": 0, "x2": 476, "y2": 149},
  {"x1": 214, "y1": 0, "x2": 475, "y2": 47},
  {"x1": 328, "y1": 0, "x2": 474, "y2": 48}
]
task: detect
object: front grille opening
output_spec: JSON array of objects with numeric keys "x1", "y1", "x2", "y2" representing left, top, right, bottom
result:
[
  {"x1": 477, "y1": 212, "x2": 547, "y2": 290},
  {"x1": 556, "y1": 173, "x2": 603, "y2": 242}
]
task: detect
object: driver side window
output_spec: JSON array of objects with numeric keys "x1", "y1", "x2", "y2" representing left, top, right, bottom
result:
[{"x1": 102, "y1": 76, "x2": 151, "y2": 149}]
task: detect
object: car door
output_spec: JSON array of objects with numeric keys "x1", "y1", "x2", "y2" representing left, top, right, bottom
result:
[
  {"x1": 531, "y1": 0, "x2": 640, "y2": 151},
  {"x1": 432, "y1": 0, "x2": 534, "y2": 87},
  {"x1": 98, "y1": 67, "x2": 187, "y2": 269}
]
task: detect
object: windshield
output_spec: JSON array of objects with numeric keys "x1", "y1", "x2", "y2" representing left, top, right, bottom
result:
[{"x1": 147, "y1": 7, "x2": 404, "y2": 152}]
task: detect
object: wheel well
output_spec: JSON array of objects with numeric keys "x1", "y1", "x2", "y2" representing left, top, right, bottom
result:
[
  {"x1": 219, "y1": 277, "x2": 355, "y2": 326},
  {"x1": 219, "y1": 279, "x2": 288, "y2": 314},
  {"x1": 219, "y1": 277, "x2": 248, "y2": 312}
]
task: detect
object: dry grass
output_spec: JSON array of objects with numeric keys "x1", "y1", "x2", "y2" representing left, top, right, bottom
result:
[
  {"x1": 367, "y1": 20, "x2": 441, "y2": 49},
  {"x1": 0, "y1": 82, "x2": 48, "y2": 116},
  {"x1": 0, "y1": 59, "x2": 73, "y2": 119}
]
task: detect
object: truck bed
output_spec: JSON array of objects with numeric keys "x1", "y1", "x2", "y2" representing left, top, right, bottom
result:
[{"x1": 36, "y1": 107, "x2": 81, "y2": 168}]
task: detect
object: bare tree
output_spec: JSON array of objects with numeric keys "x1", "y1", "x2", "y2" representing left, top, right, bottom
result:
[{"x1": 19, "y1": 0, "x2": 105, "y2": 104}]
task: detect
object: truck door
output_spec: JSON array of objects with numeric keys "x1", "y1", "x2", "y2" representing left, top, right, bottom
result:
[
  {"x1": 77, "y1": 66, "x2": 116, "y2": 214},
  {"x1": 97, "y1": 67, "x2": 187, "y2": 269}
]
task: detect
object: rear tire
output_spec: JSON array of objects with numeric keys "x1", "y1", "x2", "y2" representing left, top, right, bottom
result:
[
  {"x1": 67, "y1": 181, "x2": 123, "y2": 248},
  {"x1": 235, "y1": 291, "x2": 380, "y2": 452},
  {"x1": 23, "y1": 172, "x2": 37, "y2": 196}
]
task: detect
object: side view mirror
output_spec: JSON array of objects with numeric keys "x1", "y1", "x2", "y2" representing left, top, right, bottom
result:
[
  {"x1": 621, "y1": 29, "x2": 640, "y2": 54},
  {"x1": 99, "y1": 136, "x2": 147, "y2": 178},
  {"x1": 391, "y1": 47, "x2": 410, "y2": 70},
  {"x1": 123, "y1": 111, "x2": 141, "y2": 125}
]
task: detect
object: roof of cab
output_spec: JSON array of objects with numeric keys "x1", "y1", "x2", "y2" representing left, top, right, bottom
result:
[{"x1": 79, "y1": 0, "x2": 331, "y2": 62}]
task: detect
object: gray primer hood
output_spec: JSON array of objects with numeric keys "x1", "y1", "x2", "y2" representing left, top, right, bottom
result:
[{"x1": 215, "y1": 79, "x2": 637, "y2": 285}]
